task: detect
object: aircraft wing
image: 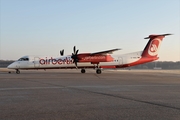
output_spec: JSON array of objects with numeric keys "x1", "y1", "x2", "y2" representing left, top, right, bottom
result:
[{"x1": 90, "y1": 48, "x2": 121, "y2": 55}]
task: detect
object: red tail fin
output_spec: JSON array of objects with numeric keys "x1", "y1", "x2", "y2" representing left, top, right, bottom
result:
[{"x1": 141, "y1": 34, "x2": 172, "y2": 58}]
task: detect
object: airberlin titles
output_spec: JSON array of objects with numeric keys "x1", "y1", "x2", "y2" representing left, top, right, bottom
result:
[
  {"x1": 39, "y1": 57, "x2": 73, "y2": 65},
  {"x1": 39, "y1": 55, "x2": 110, "y2": 65}
]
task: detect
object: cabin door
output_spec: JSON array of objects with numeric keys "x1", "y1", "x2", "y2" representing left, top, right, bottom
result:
[
  {"x1": 34, "y1": 57, "x2": 40, "y2": 68},
  {"x1": 118, "y1": 57, "x2": 123, "y2": 65}
]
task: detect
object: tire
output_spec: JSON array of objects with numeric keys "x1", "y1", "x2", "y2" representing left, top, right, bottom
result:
[
  {"x1": 96, "y1": 69, "x2": 101, "y2": 74},
  {"x1": 81, "y1": 69, "x2": 86, "y2": 73},
  {"x1": 16, "y1": 70, "x2": 20, "y2": 74}
]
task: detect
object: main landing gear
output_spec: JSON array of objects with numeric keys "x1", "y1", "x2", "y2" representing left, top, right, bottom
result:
[
  {"x1": 96, "y1": 69, "x2": 102, "y2": 74},
  {"x1": 80, "y1": 68, "x2": 102, "y2": 74},
  {"x1": 95, "y1": 63, "x2": 101, "y2": 74},
  {"x1": 16, "y1": 69, "x2": 20, "y2": 74},
  {"x1": 81, "y1": 68, "x2": 86, "y2": 73}
]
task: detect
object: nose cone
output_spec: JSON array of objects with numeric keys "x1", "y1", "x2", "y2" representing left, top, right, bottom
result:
[{"x1": 7, "y1": 63, "x2": 16, "y2": 69}]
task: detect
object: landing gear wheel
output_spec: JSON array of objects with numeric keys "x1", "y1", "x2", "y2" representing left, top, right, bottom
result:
[
  {"x1": 96, "y1": 69, "x2": 101, "y2": 74},
  {"x1": 81, "y1": 69, "x2": 86, "y2": 73},
  {"x1": 16, "y1": 69, "x2": 20, "y2": 74}
]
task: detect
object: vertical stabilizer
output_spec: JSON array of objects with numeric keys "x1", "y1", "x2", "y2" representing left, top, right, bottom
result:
[{"x1": 141, "y1": 34, "x2": 172, "y2": 58}]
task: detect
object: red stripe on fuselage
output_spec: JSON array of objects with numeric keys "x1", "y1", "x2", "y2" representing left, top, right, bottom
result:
[{"x1": 116, "y1": 57, "x2": 158, "y2": 68}]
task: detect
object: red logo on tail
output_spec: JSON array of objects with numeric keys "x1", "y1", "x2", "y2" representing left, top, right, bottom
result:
[{"x1": 148, "y1": 39, "x2": 161, "y2": 56}]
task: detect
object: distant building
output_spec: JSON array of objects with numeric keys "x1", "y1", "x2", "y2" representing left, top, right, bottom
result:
[{"x1": 153, "y1": 67, "x2": 162, "y2": 70}]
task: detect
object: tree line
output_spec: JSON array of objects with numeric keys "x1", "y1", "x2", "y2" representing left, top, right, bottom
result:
[{"x1": 129, "y1": 61, "x2": 180, "y2": 69}]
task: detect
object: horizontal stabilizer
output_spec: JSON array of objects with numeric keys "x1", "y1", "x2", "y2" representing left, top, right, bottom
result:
[{"x1": 144, "y1": 34, "x2": 172, "y2": 39}]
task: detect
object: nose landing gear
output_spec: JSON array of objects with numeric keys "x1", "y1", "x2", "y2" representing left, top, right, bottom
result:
[{"x1": 16, "y1": 69, "x2": 20, "y2": 74}]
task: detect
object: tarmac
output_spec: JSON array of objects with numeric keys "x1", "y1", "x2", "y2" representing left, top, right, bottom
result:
[{"x1": 0, "y1": 69, "x2": 180, "y2": 120}]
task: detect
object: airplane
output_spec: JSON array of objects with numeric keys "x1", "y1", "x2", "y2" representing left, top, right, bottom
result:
[{"x1": 7, "y1": 34, "x2": 172, "y2": 74}]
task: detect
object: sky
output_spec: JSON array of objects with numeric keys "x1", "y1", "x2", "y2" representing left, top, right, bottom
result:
[{"x1": 0, "y1": 0, "x2": 180, "y2": 61}]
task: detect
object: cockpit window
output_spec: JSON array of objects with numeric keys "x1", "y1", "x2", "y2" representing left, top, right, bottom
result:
[{"x1": 18, "y1": 58, "x2": 29, "y2": 61}]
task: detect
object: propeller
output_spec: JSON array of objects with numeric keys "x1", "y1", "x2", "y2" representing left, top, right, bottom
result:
[
  {"x1": 60, "y1": 49, "x2": 64, "y2": 56},
  {"x1": 71, "y1": 46, "x2": 79, "y2": 68}
]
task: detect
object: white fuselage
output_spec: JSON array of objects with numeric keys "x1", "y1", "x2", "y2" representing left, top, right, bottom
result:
[{"x1": 7, "y1": 51, "x2": 145, "y2": 70}]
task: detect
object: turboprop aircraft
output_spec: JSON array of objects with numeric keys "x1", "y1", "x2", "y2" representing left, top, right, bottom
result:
[{"x1": 7, "y1": 34, "x2": 171, "y2": 74}]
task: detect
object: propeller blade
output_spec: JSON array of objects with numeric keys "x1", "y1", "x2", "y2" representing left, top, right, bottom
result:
[
  {"x1": 60, "y1": 49, "x2": 64, "y2": 56},
  {"x1": 62, "y1": 49, "x2": 64, "y2": 56},
  {"x1": 75, "y1": 61, "x2": 78, "y2": 69},
  {"x1": 76, "y1": 49, "x2": 79, "y2": 55},
  {"x1": 73, "y1": 46, "x2": 76, "y2": 54},
  {"x1": 62, "y1": 49, "x2": 64, "y2": 55}
]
